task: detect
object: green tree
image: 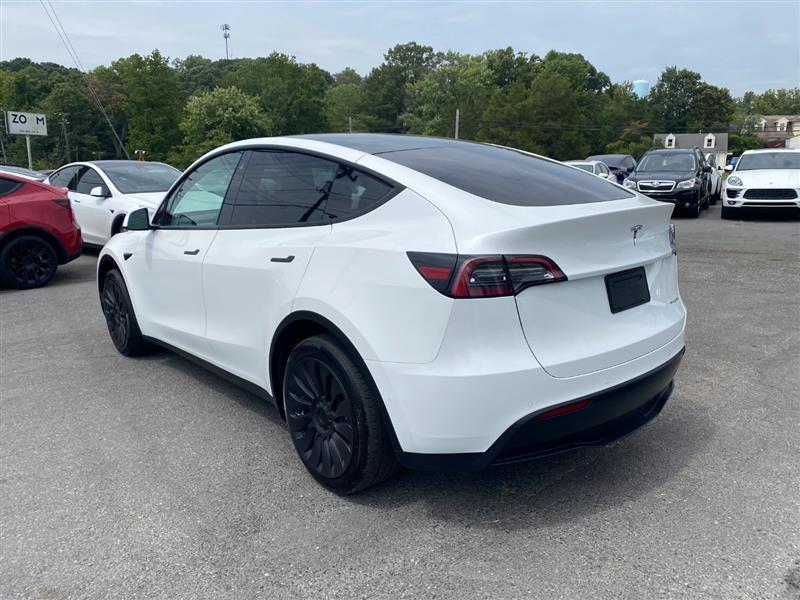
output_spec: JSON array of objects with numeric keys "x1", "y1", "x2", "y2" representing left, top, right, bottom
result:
[
  {"x1": 402, "y1": 52, "x2": 494, "y2": 139},
  {"x1": 688, "y1": 83, "x2": 734, "y2": 130},
  {"x1": 110, "y1": 50, "x2": 182, "y2": 160},
  {"x1": 649, "y1": 67, "x2": 702, "y2": 131},
  {"x1": 361, "y1": 42, "x2": 436, "y2": 131},
  {"x1": 324, "y1": 83, "x2": 369, "y2": 132},
  {"x1": 168, "y1": 86, "x2": 271, "y2": 167},
  {"x1": 222, "y1": 54, "x2": 331, "y2": 135},
  {"x1": 606, "y1": 122, "x2": 653, "y2": 160},
  {"x1": 727, "y1": 133, "x2": 763, "y2": 156}
]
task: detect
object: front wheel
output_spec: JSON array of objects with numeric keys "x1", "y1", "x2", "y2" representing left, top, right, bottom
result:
[
  {"x1": 686, "y1": 202, "x2": 701, "y2": 218},
  {"x1": 0, "y1": 235, "x2": 58, "y2": 289},
  {"x1": 283, "y1": 334, "x2": 398, "y2": 494},
  {"x1": 100, "y1": 269, "x2": 151, "y2": 356}
]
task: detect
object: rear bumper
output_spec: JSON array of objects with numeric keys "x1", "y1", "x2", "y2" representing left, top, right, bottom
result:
[{"x1": 397, "y1": 348, "x2": 683, "y2": 472}]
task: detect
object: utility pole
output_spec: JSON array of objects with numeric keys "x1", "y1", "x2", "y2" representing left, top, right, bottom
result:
[
  {"x1": 454, "y1": 108, "x2": 460, "y2": 140},
  {"x1": 60, "y1": 114, "x2": 70, "y2": 162},
  {"x1": 348, "y1": 116, "x2": 353, "y2": 134},
  {"x1": 221, "y1": 24, "x2": 231, "y2": 60}
]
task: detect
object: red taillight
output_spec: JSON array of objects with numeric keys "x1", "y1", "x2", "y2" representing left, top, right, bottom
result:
[
  {"x1": 451, "y1": 256, "x2": 511, "y2": 298},
  {"x1": 408, "y1": 252, "x2": 567, "y2": 298},
  {"x1": 534, "y1": 399, "x2": 592, "y2": 421},
  {"x1": 51, "y1": 197, "x2": 71, "y2": 210}
]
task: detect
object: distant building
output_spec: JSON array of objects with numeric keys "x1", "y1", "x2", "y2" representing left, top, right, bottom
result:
[
  {"x1": 633, "y1": 80, "x2": 650, "y2": 98},
  {"x1": 751, "y1": 115, "x2": 800, "y2": 148},
  {"x1": 652, "y1": 132, "x2": 729, "y2": 169}
]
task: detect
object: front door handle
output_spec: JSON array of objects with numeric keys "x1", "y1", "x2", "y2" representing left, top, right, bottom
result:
[
  {"x1": 184, "y1": 249, "x2": 200, "y2": 255},
  {"x1": 270, "y1": 255, "x2": 295, "y2": 263}
]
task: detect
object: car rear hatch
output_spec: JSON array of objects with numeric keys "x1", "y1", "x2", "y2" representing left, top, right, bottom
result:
[{"x1": 442, "y1": 197, "x2": 684, "y2": 379}]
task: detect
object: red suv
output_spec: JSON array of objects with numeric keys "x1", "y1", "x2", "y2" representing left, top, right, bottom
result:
[{"x1": 0, "y1": 173, "x2": 82, "y2": 289}]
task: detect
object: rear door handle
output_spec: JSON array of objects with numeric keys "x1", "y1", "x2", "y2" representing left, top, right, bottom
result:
[
  {"x1": 184, "y1": 249, "x2": 200, "y2": 255},
  {"x1": 270, "y1": 255, "x2": 295, "y2": 263}
]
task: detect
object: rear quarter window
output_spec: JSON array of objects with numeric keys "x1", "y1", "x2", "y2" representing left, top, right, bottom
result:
[
  {"x1": 0, "y1": 177, "x2": 23, "y2": 196},
  {"x1": 380, "y1": 143, "x2": 633, "y2": 206}
]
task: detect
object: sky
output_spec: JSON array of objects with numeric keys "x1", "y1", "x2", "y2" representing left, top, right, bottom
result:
[{"x1": 1, "y1": 0, "x2": 798, "y2": 96}]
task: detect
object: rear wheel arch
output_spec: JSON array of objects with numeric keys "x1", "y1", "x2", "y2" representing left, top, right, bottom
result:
[{"x1": 269, "y1": 312, "x2": 398, "y2": 448}]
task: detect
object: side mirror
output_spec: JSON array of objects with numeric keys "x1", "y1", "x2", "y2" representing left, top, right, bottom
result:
[
  {"x1": 724, "y1": 164, "x2": 734, "y2": 172},
  {"x1": 90, "y1": 185, "x2": 110, "y2": 198},
  {"x1": 126, "y1": 207, "x2": 151, "y2": 231},
  {"x1": 702, "y1": 165, "x2": 712, "y2": 173}
]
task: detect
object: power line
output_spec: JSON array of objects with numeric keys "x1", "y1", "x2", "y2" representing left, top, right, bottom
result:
[{"x1": 39, "y1": 0, "x2": 129, "y2": 159}]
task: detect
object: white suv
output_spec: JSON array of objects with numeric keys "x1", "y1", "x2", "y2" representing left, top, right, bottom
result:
[
  {"x1": 722, "y1": 149, "x2": 800, "y2": 219},
  {"x1": 98, "y1": 135, "x2": 686, "y2": 494}
]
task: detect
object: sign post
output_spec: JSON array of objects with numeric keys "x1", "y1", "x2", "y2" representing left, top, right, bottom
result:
[{"x1": 4, "y1": 110, "x2": 48, "y2": 169}]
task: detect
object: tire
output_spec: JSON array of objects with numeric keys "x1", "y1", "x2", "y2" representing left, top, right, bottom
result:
[
  {"x1": 721, "y1": 205, "x2": 738, "y2": 220},
  {"x1": 0, "y1": 235, "x2": 58, "y2": 289},
  {"x1": 100, "y1": 269, "x2": 151, "y2": 356},
  {"x1": 687, "y1": 202, "x2": 700, "y2": 219},
  {"x1": 283, "y1": 334, "x2": 399, "y2": 494}
]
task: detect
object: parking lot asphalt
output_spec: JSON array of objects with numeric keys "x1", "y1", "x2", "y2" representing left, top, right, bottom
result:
[{"x1": 1, "y1": 204, "x2": 799, "y2": 599}]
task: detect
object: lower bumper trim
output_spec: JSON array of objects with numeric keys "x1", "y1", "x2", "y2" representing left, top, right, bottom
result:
[{"x1": 397, "y1": 348, "x2": 684, "y2": 472}]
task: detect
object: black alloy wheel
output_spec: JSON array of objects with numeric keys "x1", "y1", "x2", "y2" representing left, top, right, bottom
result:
[
  {"x1": 101, "y1": 274, "x2": 131, "y2": 350},
  {"x1": 283, "y1": 334, "x2": 398, "y2": 494},
  {"x1": 285, "y1": 356, "x2": 356, "y2": 479},
  {"x1": 0, "y1": 236, "x2": 57, "y2": 289},
  {"x1": 100, "y1": 269, "x2": 150, "y2": 356}
]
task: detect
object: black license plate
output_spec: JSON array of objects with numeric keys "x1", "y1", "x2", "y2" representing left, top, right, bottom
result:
[{"x1": 605, "y1": 267, "x2": 650, "y2": 314}]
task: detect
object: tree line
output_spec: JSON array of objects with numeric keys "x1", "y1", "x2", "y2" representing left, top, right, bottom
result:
[{"x1": 1, "y1": 42, "x2": 798, "y2": 170}]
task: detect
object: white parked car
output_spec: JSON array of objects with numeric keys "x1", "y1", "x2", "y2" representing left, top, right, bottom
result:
[
  {"x1": 97, "y1": 135, "x2": 686, "y2": 494},
  {"x1": 44, "y1": 160, "x2": 181, "y2": 245},
  {"x1": 565, "y1": 160, "x2": 617, "y2": 182},
  {"x1": 704, "y1": 153, "x2": 723, "y2": 204},
  {"x1": 722, "y1": 149, "x2": 800, "y2": 219}
]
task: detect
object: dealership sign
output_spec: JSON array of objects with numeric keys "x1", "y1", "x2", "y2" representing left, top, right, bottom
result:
[{"x1": 4, "y1": 111, "x2": 48, "y2": 136}]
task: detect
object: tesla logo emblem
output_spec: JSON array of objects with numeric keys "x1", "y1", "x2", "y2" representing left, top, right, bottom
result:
[{"x1": 631, "y1": 224, "x2": 643, "y2": 244}]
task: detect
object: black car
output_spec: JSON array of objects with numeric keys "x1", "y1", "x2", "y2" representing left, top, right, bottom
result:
[
  {"x1": 585, "y1": 154, "x2": 637, "y2": 183},
  {"x1": 623, "y1": 148, "x2": 712, "y2": 218}
]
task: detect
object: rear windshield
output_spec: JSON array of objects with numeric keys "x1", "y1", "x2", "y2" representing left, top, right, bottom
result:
[
  {"x1": 736, "y1": 152, "x2": 800, "y2": 171},
  {"x1": 379, "y1": 144, "x2": 632, "y2": 206}
]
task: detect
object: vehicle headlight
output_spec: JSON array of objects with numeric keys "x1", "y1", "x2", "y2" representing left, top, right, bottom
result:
[
  {"x1": 623, "y1": 179, "x2": 637, "y2": 189},
  {"x1": 727, "y1": 175, "x2": 743, "y2": 187},
  {"x1": 676, "y1": 178, "x2": 697, "y2": 189}
]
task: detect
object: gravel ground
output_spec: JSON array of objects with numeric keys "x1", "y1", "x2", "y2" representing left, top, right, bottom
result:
[{"x1": 1, "y1": 204, "x2": 799, "y2": 599}]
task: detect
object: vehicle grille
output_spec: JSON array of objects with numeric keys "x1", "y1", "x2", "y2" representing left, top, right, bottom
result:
[
  {"x1": 743, "y1": 188, "x2": 798, "y2": 200},
  {"x1": 638, "y1": 180, "x2": 676, "y2": 192},
  {"x1": 726, "y1": 189, "x2": 741, "y2": 198}
]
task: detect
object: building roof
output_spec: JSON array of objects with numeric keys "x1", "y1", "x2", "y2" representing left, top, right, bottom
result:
[{"x1": 652, "y1": 132, "x2": 729, "y2": 152}]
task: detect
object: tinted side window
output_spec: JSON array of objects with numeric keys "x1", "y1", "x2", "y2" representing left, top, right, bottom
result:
[
  {"x1": 382, "y1": 144, "x2": 632, "y2": 206},
  {"x1": 228, "y1": 151, "x2": 393, "y2": 227},
  {"x1": 160, "y1": 152, "x2": 242, "y2": 227},
  {"x1": 75, "y1": 167, "x2": 104, "y2": 194},
  {"x1": 49, "y1": 166, "x2": 79, "y2": 189},
  {"x1": 0, "y1": 177, "x2": 23, "y2": 196}
]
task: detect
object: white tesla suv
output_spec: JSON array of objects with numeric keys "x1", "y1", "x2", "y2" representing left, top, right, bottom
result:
[
  {"x1": 97, "y1": 135, "x2": 686, "y2": 494},
  {"x1": 722, "y1": 149, "x2": 800, "y2": 219},
  {"x1": 45, "y1": 160, "x2": 181, "y2": 245}
]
